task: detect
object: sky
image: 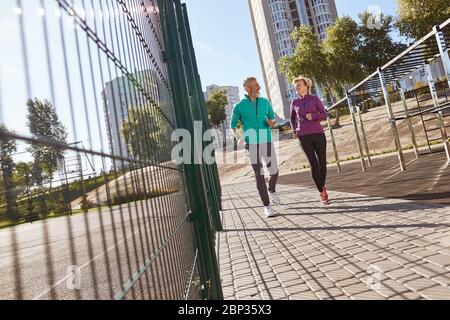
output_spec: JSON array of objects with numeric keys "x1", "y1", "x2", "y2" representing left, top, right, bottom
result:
[
  {"x1": 184, "y1": 0, "x2": 401, "y2": 98},
  {"x1": 0, "y1": 0, "x2": 133, "y2": 173},
  {"x1": 0, "y1": 0, "x2": 401, "y2": 173}
]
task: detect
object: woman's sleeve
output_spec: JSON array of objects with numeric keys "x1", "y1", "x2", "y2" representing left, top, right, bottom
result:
[
  {"x1": 312, "y1": 97, "x2": 328, "y2": 122},
  {"x1": 290, "y1": 101, "x2": 297, "y2": 132}
]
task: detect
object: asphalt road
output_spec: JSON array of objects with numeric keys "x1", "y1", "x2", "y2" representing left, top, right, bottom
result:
[{"x1": 0, "y1": 192, "x2": 194, "y2": 300}]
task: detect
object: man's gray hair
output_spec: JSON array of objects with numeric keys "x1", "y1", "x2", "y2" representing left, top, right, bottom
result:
[{"x1": 243, "y1": 77, "x2": 257, "y2": 87}]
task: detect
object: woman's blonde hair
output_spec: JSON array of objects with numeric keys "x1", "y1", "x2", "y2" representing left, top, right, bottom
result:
[{"x1": 292, "y1": 76, "x2": 313, "y2": 94}]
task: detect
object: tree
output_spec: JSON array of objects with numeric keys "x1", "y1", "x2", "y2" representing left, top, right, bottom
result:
[
  {"x1": 15, "y1": 162, "x2": 38, "y2": 222},
  {"x1": 0, "y1": 125, "x2": 19, "y2": 221},
  {"x1": 27, "y1": 99, "x2": 67, "y2": 183},
  {"x1": 279, "y1": 26, "x2": 329, "y2": 86},
  {"x1": 207, "y1": 89, "x2": 227, "y2": 128},
  {"x1": 280, "y1": 26, "x2": 344, "y2": 126},
  {"x1": 27, "y1": 98, "x2": 68, "y2": 217},
  {"x1": 280, "y1": 13, "x2": 407, "y2": 128},
  {"x1": 207, "y1": 89, "x2": 228, "y2": 147},
  {"x1": 323, "y1": 17, "x2": 364, "y2": 89},
  {"x1": 358, "y1": 12, "x2": 408, "y2": 75},
  {"x1": 121, "y1": 105, "x2": 171, "y2": 163},
  {"x1": 323, "y1": 17, "x2": 364, "y2": 126},
  {"x1": 396, "y1": 0, "x2": 450, "y2": 40}
]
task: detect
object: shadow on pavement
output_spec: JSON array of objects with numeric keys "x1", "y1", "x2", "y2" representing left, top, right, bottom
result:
[{"x1": 278, "y1": 150, "x2": 450, "y2": 206}]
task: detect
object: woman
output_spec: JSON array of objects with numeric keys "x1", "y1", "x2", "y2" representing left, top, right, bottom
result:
[{"x1": 290, "y1": 76, "x2": 329, "y2": 205}]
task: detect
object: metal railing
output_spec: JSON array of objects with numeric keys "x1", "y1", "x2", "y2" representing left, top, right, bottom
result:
[
  {"x1": 326, "y1": 17, "x2": 450, "y2": 172},
  {"x1": 0, "y1": 0, "x2": 222, "y2": 300}
]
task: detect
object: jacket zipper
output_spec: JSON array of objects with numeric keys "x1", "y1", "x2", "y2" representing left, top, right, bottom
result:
[{"x1": 256, "y1": 98, "x2": 259, "y2": 144}]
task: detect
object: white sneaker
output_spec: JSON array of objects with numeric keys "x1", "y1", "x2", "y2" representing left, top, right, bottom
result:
[
  {"x1": 270, "y1": 192, "x2": 281, "y2": 205},
  {"x1": 264, "y1": 206, "x2": 275, "y2": 218}
]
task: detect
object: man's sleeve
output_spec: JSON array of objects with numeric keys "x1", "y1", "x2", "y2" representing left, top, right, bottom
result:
[
  {"x1": 230, "y1": 103, "x2": 240, "y2": 129},
  {"x1": 267, "y1": 100, "x2": 276, "y2": 120},
  {"x1": 290, "y1": 101, "x2": 297, "y2": 132}
]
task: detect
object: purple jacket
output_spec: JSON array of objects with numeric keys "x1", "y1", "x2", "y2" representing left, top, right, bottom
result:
[{"x1": 290, "y1": 95, "x2": 328, "y2": 137}]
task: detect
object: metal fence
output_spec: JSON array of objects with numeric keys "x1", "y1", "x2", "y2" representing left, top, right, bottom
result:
[
  {"x1": 326, "y1": 17, "x2": 450, "y2": 173},
  {"x1": 0, "y1": 0, "x2": 223, "y2": 300}
]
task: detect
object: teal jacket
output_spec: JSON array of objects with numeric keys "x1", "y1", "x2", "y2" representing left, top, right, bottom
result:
[{"x1": 230, "y1": 96, "x2": 276, "y2": 145}]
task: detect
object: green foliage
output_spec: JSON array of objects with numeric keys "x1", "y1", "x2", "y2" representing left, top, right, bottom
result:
[
  {"x1": 67, "y1": 171, "x2": 123, "y2": 206},
  {"x1": 26, "y1": 99, "x2": 68, "y2": 186},
  {"x1": 396, "y1": 0, "x2": 450, "y2": 40},
  {"x1": 207, "y1": 89, "x2": 228, "y2": 128},
  {"x1": 109, "y1": 189, "x2": 177, "y2": 207},
  {"x1": 279, "y1": 26, "x2": 329, "y2": 86},
  {"x1": 121, "y1": 106, "x2": 171, "y2": 162},
  {"x1": 0, "y1": 169, "x2": 124, "y2": 227},
  {"x1": 323, "y1": 16, "x2": 364, "y2": 93},
  {"x1": 0, "y1": 125, "x2": 19, "y2": 221},
  {"x1": 358, "y1": 12, "x2": 408, "y2": 75},
  {"x1": 329, "y1": 107, "x2": 350, "y2": 119},
  {"x1": 80, "y1": 197, "x2": 95, "y2": 211},
  {"x1": 279, "y1": 11, "x2": 408, "y2": 128}
]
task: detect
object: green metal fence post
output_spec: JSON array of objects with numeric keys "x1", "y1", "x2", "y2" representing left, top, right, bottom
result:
[
  {"x1": 180, "y1": 3, "x2": 223, "y2": 230},
  {"x1": 171, "y1": 1, "x2": 220, "y2": 234},
  {"x1": 158, "y1": 0, "x2": 223, "y2": 300}
]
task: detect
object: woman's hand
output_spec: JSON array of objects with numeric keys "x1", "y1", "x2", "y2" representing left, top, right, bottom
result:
[
  {"x1": 306, "y1": 113, "x2": 313, "y2": 121},
  {"x1": 293, "y1": 132, "x2": 298, "y2": 139}
]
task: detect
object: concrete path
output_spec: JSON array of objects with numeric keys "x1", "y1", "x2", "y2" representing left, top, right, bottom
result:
[
  {"x1": 218, "y1": 182, "x2": 450, "y2": 300},
  {"x1": 0, "y1": 192, "x2": 188, "y2": 300}
]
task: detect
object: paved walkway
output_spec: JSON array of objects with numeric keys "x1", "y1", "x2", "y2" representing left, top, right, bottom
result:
[{"x1": 217, "y1": 182, "x2": 450, "y2": 300}]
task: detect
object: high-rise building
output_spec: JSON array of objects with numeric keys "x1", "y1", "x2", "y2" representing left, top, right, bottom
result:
[
  {"x1": 249, "y1": 0, "x2": 338, "y2": 119},
  {"x1": 103, "y1": 69, "x2": 166, "y2": 169},
  {"x1": 205, "y1": 84, "x2": 240, "y2": 140}
]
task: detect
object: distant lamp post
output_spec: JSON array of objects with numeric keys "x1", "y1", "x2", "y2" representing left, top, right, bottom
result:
[{"x1": 57, "y1": 156, "x2": 72, "y2": 216}]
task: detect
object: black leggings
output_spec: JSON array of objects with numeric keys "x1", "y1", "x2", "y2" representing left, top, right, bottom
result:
[{"x1": 299, "y1": 133, "x2": 327, "y2": 193}]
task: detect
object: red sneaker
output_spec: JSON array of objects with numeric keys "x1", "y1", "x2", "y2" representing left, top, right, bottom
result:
[{"x1": 320, "y1": 187, "x2": 329, "y2": 205}]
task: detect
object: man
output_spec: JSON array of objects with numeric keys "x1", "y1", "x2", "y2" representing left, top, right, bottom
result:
[{"x1": 230, "y1": 77, "x2": 280, "y2": 218}]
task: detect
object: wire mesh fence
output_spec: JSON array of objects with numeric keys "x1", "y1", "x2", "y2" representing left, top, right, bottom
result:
[{"x1": 0, "y1": 0, "x2": 222, "y2": 300}]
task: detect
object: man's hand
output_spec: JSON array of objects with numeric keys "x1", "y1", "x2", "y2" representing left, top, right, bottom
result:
[
  {"x1": 306, "y1": 113, "x2": 313, "y2": 121},
  {"x1": 293, "y1": 132, "x2": 298, "y2": 139},
  {"x1": 237, "y1": 138, "x2": 245, "y2": 149},
  {"x1": 233, "y1": 128, "x2": 246, "y2": 149},
  {"x1": 232, "y1": 128, "x2": 239, "y2": 140},
  {"x1": 267, "y1": 119, "x2": 276, "y2": 128}
]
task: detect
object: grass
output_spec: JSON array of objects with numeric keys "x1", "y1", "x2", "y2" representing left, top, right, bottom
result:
[
  {"x1": 0, "y1": 189, "x2": 179, "y2": 230},
  {"x1": 0, "y1": 220, "x2": 14, "y2": 229},
  {"x1": 0, "y1": 205, "x2": 117, "y2": 230}
]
